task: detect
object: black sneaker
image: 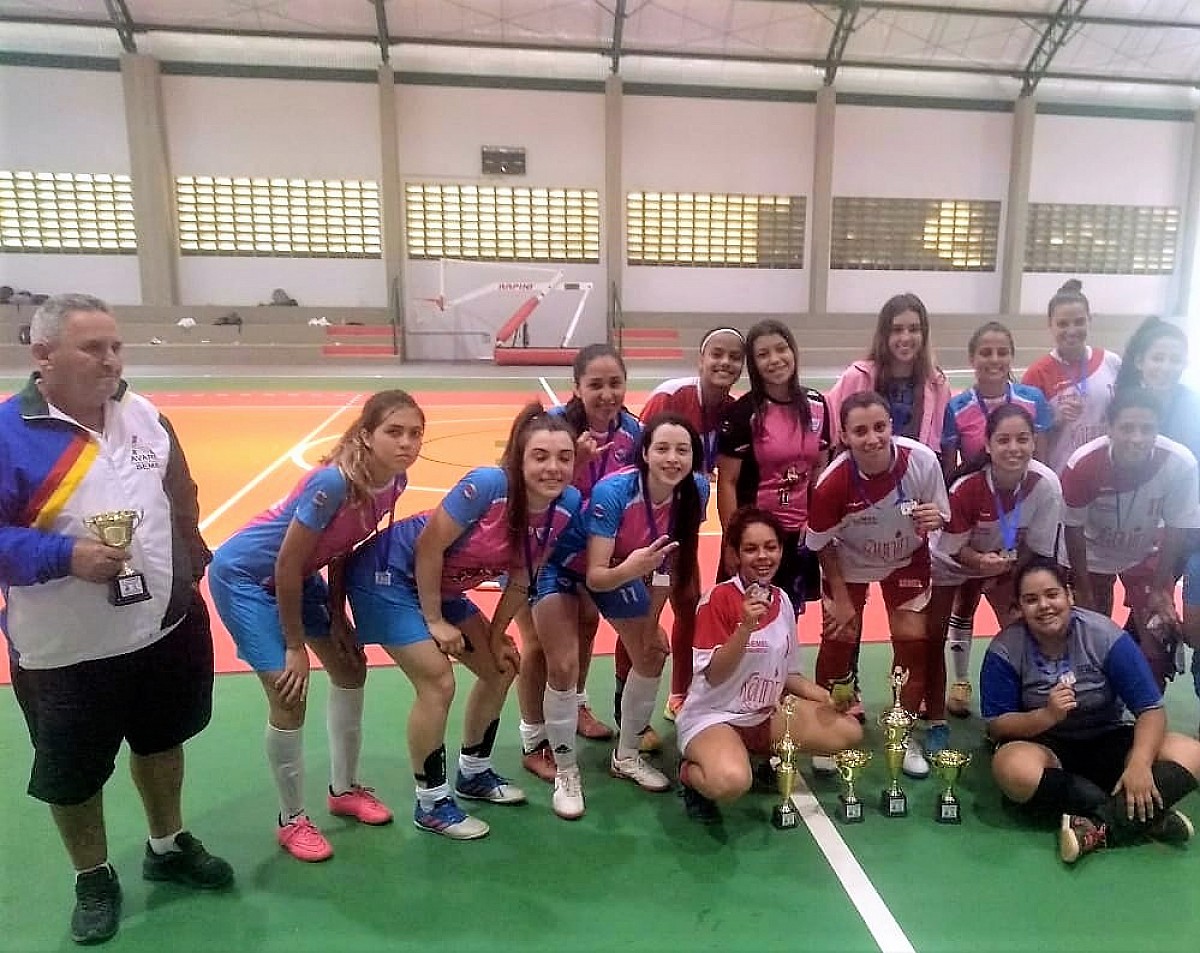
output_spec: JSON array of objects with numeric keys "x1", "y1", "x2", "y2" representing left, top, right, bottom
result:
[
  {"x1": 1147, "y1": 809, "x2": 1195, "y2": 846},
  {"x1": 71, "y1": 866, "x2": 121, "y2": 945},
  {"x1": 142, "y1": 832, "x2": 234, "y2": 889},
  {"x1": 680, "y1": 784, "x2": 722, "y2": 825}
]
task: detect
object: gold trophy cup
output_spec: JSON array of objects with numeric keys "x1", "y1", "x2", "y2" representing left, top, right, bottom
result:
[
  {"x1": 772, "y1": 697, "x2": 800, "y2": 830},
  {"x1": 930, "y1": 749, "x2": 972, "y2": 824},
  {"x1": 83, "y1": 510, "x2": 151, "y2": 606},
  {"x1": 878, "y1": 667, "x2": 916, "y2": 818},
  {"x1": 833, "y1": 749, "x2": 872, "y2": 824}
]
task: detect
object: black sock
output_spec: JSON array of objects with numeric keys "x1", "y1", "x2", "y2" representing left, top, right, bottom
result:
[
  {"x1": 1097, "y1": 761, "x2": 1199, "y2": 845},
  {"x1": 462, "y1": 719, "x2": 500, "y2": 758},
  {"x1": 414, "y1": 745, "x2": 447, "y2": 789},
  {"x1": 1021, "y1": 768, "x2": 1107, "y2": 821},
  {"x1": 613, "y1": 676, "x2": 626, "y2": 727}
]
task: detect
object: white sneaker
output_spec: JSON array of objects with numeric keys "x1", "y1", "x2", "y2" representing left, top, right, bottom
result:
[
  {"x1": 610, "y1": 752, "x2": 671, "y2": 792},
  {"x1": 552, "y1": 767, "x2": 585, "y2": 820},
  {"x1": 902, "y1": 737, "x2": 930, "y2": 779},
  {"x1": 811, "y1": 755, "x2": 837, "y2": 777}
]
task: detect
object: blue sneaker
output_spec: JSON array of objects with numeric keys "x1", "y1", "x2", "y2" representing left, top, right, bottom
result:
[
  {"x1": 413, "y1": 797, "x2": 490, "y2": 840},
  {"x1": 924, "y1": 723, "x2": 951, "y2": 757},
  {"x1": 455, "y1": 768, "x2": 527, "y2": 805}
]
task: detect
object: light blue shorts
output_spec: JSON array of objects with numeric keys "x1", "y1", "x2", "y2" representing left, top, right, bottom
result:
[
  {"x1": 208, "y1": 563, "x2": 331, "y2": 673},
  {"x1": 533, "y1": 564, "x2": 650, "y2": 620},
  {"x1": 347, "y1": 578, "x2": 479, "y2": 648}
]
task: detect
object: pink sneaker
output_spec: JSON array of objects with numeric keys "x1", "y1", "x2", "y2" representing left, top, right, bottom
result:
[
  {"x1": 277, "y1": 815, "x2": 333, "y2": 862},
  {"x1": 328, "y1": 785, "x2": 394, "y2": 825}
]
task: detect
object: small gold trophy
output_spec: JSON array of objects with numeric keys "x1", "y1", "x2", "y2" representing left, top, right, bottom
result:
[
  {"x1": 834, "y1": 749, "x2": 872, "y2": 824},
  {"x1": 930, "y1": 749, "x2": 972, "y2": 825},
  {"x1": 878, "y1": 667, "x2": 916, "y2": 818},
  {"x1": 829, "y1": 670, "x2": 856, "y2": 710},
  {"x1": 83, "y1": 510, "x2": 150, "y2": 606},
  {"x1": 772, "y1": 697, "x2": 800, "y2": 830}
]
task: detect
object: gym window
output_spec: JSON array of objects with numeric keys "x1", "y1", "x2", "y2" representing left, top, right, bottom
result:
[
  {"x1": 176, "y1": 176, "x2": 381, "y2": 257},
  {"x1": 405, "y1": 184, "x2": 600, "y2": 263},
  {"x1": 831, "y1": 197, "x2": 999, "y2": 272},
  {"x1": 1025, "y1": 203, "x2": 1179, "y2": 275},
  {"x1": 0, "y1": 171, "x2": 136, "y2": 254},
  {"x1": 626, "y1": 192, "x2": 805, "y2": 268}
]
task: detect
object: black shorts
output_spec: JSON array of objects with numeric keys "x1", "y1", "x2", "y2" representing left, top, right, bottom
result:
[
  {"x1": 1038, "y1": 725, "x2": 1136, "y2": 794},
  {"x1": 12, "y1": 593, "x2": 215, "y2": 806},
  {"x1": 714, "y1": 530, "x2": 820, "y2": 612}
]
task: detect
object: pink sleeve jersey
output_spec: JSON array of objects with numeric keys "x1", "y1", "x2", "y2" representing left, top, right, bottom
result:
[
  {"x1": 675, "y1": 577, "x2": 801, "y2": 753},
  {"x1": 587, "y1": 468, "x2": 711, "y2": 561},
  {"x1": 805, "y1": 437, "x2": 949, "y2": 584},
  {"x1": 1022, "y1": 348, "x2": 1121, "y2": 472},
  {"x1": 1060, "y1": 435, "x2": 1200, "y2": 575},
  {"x1": 932, "y1": 460, "x2": 1063, "y2": 585}
]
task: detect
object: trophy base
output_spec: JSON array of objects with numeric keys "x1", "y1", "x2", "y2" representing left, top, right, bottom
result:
[
  {"x1": 109, "y1": 572, "x2": 151, "y2": 607},
  {"x1": 772, "y1": 803, "x2": 800, "y2": 830},
  {"x1": 879, "y1": 788, "x2": 908, "y2": 818},
  {"x1": 935, "y1": 798, "x2": 962, "y2": 825},
  {"x1": 837, "y1": 794, "x2": 864, "y2": 824}
]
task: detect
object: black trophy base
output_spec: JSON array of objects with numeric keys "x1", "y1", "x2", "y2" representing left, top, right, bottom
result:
[
  {"x1": 935, "y1": 797, "x2": 962, "y2": 825},
  {"x1": 837, "y1": 794, "x2": 864, "y2": 824},
  {"x1": 109, "y1": 571, "x2": 151, "y2": 607},
  {"x1": 772, "y1": 802, "x2": 800, "y2": 830},
  {"x1": 880, "y1": 788, "x2": 908, "y2": 818}
]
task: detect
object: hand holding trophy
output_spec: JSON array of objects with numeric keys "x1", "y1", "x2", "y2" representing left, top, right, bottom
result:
[
  {"x1": 772, "y1": 696, "x2": 800, "y2": 830},
  {"x1": 878, "y1": 667, "x2": 916, "y2": 818},
  {"x1": 83, "y1": 510, "x2": 151, "y2": 606}
]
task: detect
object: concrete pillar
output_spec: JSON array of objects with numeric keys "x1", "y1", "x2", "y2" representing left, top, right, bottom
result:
[
  {"x1": 120, "y1": 53, "x2": 178, "y2": 305},
  {"x1": 1172, "y1": 108, "x2": 1200, "y2": 318},
  {"x1": 605, "y1": 73, "x2": 623, "y2": 340},
  {"x1": 808, "y1": 85, "x2": 836, "y2": 318},
  {"x1": 999, "y1": 93, "x2": 1037, "y2": 316},
  {"x1": 377, "y1": 64, "x2": 406, "y2": 353}
]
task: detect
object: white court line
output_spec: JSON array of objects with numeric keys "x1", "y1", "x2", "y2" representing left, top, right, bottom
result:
[
  {"x1": 198, "y1": 395, "x2": 361, "y2": 534},
  {"x1": 790, "y1": 779, "x2": 916, "y2": 953},
  {"x1": 538, "y1": 376, "x2": 563, "y2": 406}
]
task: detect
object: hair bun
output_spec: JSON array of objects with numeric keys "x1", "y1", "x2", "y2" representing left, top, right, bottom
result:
[{"x1": 1059, "y1": 279, "x2": 1083, "y2": 293}]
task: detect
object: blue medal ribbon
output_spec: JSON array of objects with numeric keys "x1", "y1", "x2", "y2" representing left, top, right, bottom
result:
[
  {"x1": 643, "y1": 477, "x2": 678, "y2": 573},
  {"x1": 988, "y1": 468, "x2": 1024, "y2": 552},
  {"x1": 587, "y1": 420, "x2": 619, "y2": 489}
]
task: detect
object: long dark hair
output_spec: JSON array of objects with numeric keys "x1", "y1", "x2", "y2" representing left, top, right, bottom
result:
[
  {"x1": 501, "y1": 402, "x2": 577, "y2": 557},
  {"x1": 869, "y1": 292, "x2": 935, "y2": 393},
  {"x1": 745, "y1": 319, "x2": 812, "y2": 437},
  {"x1": 637, "y1": 412, "x2": 704, "y2": 598},
  {"x1": 948, "y1": 403, "x2": 1036, "y2": 486},
  {"x1": 562, "y1": 342, "x2": 628, "y2": 437},
  {"x1": 1105, "y1": 385, "x2": 1163, "y2": 426},
  {"x1": 1114, "y1": 316, "x2": 1187, "y2": 393}
]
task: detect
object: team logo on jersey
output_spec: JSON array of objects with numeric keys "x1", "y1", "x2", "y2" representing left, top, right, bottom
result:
[
  {"x1": 129, "y1": 434, "x2": 160, "y2": 471},
  {"x1": 461, "y1": 482, "x2": 477, "y2": 501},
  {"x1": 591, "y1": 503, "x2": 606, "y2": 521},
  {"x1": 312, "y1": 490, "x2": 329, "y2": 508}
]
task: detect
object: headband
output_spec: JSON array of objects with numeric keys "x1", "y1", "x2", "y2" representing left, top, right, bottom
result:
[{"x1": 699, "y1": 327, "x2": 746, "y2": 352}]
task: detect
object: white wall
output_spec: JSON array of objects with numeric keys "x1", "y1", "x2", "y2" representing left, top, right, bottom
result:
[
  {"x1": 1021, "y1": 114, "x2": 1192, "y2": 316},
  {"x1": 622, "y1": 96, "x2": 813, "y2": 313},
  {"x1": 0, "y1": 66, "x2": 140, "y2": 302},
  {"x1": 397, "y1": 86, "x2": 607, "y2": 356},
  {"x1": 829, "y1": 105, "x2": 1013, "y2": 314},
  {"x1": 163, "y1": 75, "x2": 386, "y2": 306}
]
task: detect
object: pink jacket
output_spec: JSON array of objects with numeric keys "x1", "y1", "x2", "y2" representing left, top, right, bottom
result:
[{"x1": 825, "y1": 359, "x2": 950, "y2": 453}]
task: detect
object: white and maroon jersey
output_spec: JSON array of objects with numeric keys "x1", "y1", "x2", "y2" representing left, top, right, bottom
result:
[
  {"x1": 1061, "y1": 435, "x2": 1200, "y2": 575},
  {"x1": 932, "y1": 460, "x2": 1063, "y2": 585},
  {"x1": 1021, "y1": 347, "x2": 1121, "y2": 472},
  {"x1": 718, "y1": 389, "x2": 830, "y2": 533},
  {"x1": 805, "y1": 437, "x2": 949, "y2": 583},
  {"x1": 641, "y1": 376, "x2": 736, "y2": 476},
  {"x1": 676, "y1": 576, "x2": 801, "y2": 753}
]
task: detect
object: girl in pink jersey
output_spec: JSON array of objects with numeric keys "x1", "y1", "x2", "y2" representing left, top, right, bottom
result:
[
  {"x1": 1021, "y1": 280, "x2": 1122, "y2": 472},
  {"x1": 209, "y1": 390, "x2": 425, "y2": 863},
  {"x1": 930, "y1": 405, "x2": 1064, "y2": 724},
  {"x1": 826, "y1": 293, "x2": 951, "y2": 453},
  {"x1": 636, "y1": 327, "x2": 745, "y2": 719},
  {"x1": 677, "y1": 508, "x2": 862, "y2": 824},
  {"x1": 806, "y1": 391, "x2": 949, "y2": 779},
  {"x1": 1061, "y1": 388, "x2": 1200, "y2": 689}
]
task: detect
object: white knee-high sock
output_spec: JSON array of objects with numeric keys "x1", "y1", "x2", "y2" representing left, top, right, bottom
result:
[
  {"x1": 947, "y1": 614, "x2": 974, "y2": 683},
  {"x1": 519, "y1": 719, "x2": 547, "y2": 754},
  {"x1": 544, "y1": 686, "x2": 578, "y2": 770},
  {"x1": 617, "y1": 671, "x2": 661, "y2": 760},
  {"x1": 327, "y1": 685, "x2": 364, "y2": 795},
  {"x1": 266, "y1": 725, "x2": 305, "y2": 822}
]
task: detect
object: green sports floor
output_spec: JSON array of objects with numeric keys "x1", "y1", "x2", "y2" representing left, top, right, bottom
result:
[{"x1": 2, "y1": 367, "x2": 1200, "y2": 953}]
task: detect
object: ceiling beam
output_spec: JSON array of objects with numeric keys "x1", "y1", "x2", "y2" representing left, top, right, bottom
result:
[
  {"x1": 1022, "y1": 0, "x2": 1087, "y2": 95},
  {"x1": 371, "y1": 0, "x2": 390, "y2": 64},
  {"x1": 609, "y1": 0, "x2": 628, "y2": 74},
  {"x1": 102, "y1": 0, "x2": 137, "y2": 53},
  {"x1": 823, "y1": 0, "x2": 861, "y2": 86}
]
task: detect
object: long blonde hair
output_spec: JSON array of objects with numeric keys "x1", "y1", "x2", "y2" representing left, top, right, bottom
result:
[{"x1": 321, "y1": 389, "x2": 424, "y2": 508}]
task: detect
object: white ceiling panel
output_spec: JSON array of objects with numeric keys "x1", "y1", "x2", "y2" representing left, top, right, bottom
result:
[
  {"x1": 622, "y1": 0, "x2": 832, "y2": 59},
  {"x1": 390, "y1": 0, "x2": 610, "y2": 47},
  {"x1": 127, "y1": 0, "x2": 377, "y2": 36},
  {"x1": 1054, "y1": 23, "x2": 1200, "y2": 80}
]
